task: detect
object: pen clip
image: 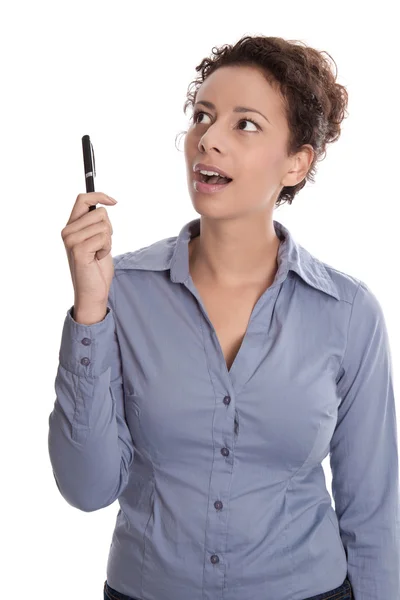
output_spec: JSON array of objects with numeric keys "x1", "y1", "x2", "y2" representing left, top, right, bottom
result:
[{"x1": 90, "y1": 141, "x2": 96, "y2": 178}]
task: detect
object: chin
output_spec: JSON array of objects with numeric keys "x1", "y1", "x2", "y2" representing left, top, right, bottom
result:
[{"x1": 189, "y1": 197, "x2": 242, "y2": 221}]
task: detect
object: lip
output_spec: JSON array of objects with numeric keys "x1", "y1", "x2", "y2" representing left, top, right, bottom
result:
[
  {"x1": 193, "y1": 179, "x2": 233, "y2": 194},
  {"x1": 193, "y1": 162, "x2": 233, "y2": 180}
]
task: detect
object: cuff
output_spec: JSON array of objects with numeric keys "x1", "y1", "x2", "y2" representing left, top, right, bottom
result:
[{"x1": 58, "y1": 305, "x2": 115, "y2": 377}]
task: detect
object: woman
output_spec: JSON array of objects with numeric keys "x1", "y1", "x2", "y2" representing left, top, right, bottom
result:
[{"x1": 49, "y1": 35, "x2": 399, "y2": 600}]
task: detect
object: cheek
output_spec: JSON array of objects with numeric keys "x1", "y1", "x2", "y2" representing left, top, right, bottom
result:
[
  {"x1": 250, "y1": 149, "x2": 285, "y2": 179},
  {"x1": 240, "y1": 155, "x2": 274, "y2": 182},
  {"x1": 183, "y1": 137, "x2": 194, "y2": 166},
  {"x1": 183, "y1": 130, "x2": 197, "y2": 160},
  {"x1": 183, "y1": 133, "x2": 189, "y2": 154},
  {"x1": 268, "y1": 143, "x2": 289, "y2": 169}
]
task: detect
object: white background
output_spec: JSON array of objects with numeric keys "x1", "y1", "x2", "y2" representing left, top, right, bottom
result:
[{"x1": 1, "y1": 1, "x2": 398, "y2": 598}]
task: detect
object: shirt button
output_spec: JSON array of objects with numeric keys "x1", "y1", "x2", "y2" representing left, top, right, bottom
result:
[
  {"x1": 223, "y1": 395, "x2": 231, "y2": 406},
  {"x1": 210, "y1": 554, "x2": 220, "y2": 564},
  {"x1": 81, "y1": 357, "x2": 90, "y2": 366},
  {"x1": 214, "y1": 500, "x2": 223, "y2": 510},
  {"x1": 221, "y1": 447, "x2": 229, "y2": 457},
  {"x1": 81, "y1": 337, "x2": 91, "y2": 346}
]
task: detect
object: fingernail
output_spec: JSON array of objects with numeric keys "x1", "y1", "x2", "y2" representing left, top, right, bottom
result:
[{"x1": 108, "y1": 196, "x2": 117, "y2": 203}]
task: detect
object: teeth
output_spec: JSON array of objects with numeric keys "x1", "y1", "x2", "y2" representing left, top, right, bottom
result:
[{"x1": 199, "y1": 169, "x2": 223, "y2": 177}]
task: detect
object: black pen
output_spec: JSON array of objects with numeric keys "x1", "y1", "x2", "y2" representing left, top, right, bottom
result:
[{"x1": 82, "y1": 135, "x2": 96, "y2": 212}]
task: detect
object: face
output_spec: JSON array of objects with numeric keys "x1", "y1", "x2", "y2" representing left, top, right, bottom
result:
[{"x1": 184, "y1": 65, "x2": 313, "y2": 219}]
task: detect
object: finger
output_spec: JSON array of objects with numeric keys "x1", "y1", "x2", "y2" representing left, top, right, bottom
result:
[
  {"x1": 73, "y1": 231, "x2": 111, "y2": 263},
  {"x1": 66, "y1": 205, "x2": 113, "y2": 235},
  {"x1": 67, "y1": 192, "x2": 116, "y2": 226},
  {"x1": 64, "y1": 220, "x2": 111, "y2": 251}
]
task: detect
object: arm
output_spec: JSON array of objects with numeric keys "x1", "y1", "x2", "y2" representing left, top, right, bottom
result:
[
  {"x1": 48, "y1": 276, "x2": 135, "y2": 512},
  {"x1": 330, "y1": 280, "x2": 400, "y2": 597}
]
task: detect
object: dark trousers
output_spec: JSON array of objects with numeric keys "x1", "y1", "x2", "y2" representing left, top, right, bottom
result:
[{"x1": 104, "y1": 576, "x2": 353, "y2": 600}]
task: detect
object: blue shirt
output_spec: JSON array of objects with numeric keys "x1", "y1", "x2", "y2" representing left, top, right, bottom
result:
[{"x1": 48, "y1": 217, "x2": 400, "y2": 600}]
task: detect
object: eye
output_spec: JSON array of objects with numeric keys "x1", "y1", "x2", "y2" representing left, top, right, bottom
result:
[{"x1": 192, "y1": 110, "x2": 260, "y2": 132}]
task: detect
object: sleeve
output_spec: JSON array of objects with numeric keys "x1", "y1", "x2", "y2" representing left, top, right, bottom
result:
[
  {"x1": 48, "y1": 272, "x2": 135, "y2": 512},
  {"x1": 329, "y1": 280, "x2": 400, "y2": 598}
]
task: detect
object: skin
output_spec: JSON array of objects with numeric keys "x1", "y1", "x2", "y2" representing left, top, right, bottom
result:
[{"x1": 184, "y1": 64, "x2": 314, "y2": 290}]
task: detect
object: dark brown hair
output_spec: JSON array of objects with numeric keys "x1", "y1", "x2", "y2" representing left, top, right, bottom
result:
[{"x1": 177, "y1": 35, "x2": 349, "y2": 208}]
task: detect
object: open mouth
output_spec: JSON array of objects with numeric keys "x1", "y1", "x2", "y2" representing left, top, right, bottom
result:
[{"x1": 196, "y1": 172, "x2": 233, "y2": 185}]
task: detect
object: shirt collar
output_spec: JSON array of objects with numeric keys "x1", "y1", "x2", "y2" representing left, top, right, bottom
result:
[{"x1": 115, "y1": 217, "x2": 340, "y2": 301}]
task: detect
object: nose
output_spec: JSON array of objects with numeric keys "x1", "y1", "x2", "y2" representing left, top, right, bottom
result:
[
  {"x1": 197, "y1": 118, "x2": 227, "y2": 154},
  {"x1": 198, "y1": 138, "x2": 222, "y2": 155}
]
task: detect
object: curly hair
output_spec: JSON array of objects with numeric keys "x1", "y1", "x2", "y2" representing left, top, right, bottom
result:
[{"x1": 176, "y1": 35, "x2": 349, "y2": 208}]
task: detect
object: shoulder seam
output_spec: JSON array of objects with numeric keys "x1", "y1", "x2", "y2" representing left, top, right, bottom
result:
[
  {"x1": 114, "y1": 254, "x2": 127, "y2": 269},
  {"x1": 335, "y1": 279, "x2": 363, "y2": 381}
]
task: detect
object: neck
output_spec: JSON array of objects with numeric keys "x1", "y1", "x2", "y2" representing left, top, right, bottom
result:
[{"x1": 188, "y1": 215, "x2": 281, "y2": 288}]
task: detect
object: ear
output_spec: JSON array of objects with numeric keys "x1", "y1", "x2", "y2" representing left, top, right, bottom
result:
[{"x1": 281, "y1": 145, "x2": 315, "y2": 187}]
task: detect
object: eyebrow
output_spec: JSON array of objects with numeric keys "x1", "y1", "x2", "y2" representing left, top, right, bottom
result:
[{"x1": 194, "y1": 100, "x2": 271, "y2": 125}]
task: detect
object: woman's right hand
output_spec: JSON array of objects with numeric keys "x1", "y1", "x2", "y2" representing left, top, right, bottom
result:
[{"x1": 61, "y1": 192, "x2": 118, "y2": 313}]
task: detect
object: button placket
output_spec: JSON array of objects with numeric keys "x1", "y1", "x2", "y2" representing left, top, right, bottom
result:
[{"x1": 203, "y1": 388, "x2": 234, "y2": 586}]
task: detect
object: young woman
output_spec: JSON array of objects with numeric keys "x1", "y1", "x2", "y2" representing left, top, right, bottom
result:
[{"x1": 50, "y1": 34, "x2": 399, "y2": 600}]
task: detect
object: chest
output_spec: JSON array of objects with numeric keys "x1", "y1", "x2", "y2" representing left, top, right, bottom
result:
[
  {"x1": 118, "y1": 269, "x2": 344, "y2": 472},
  {"x1": 193, "y1": 281, "x2": 266, "y2": 372}
]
